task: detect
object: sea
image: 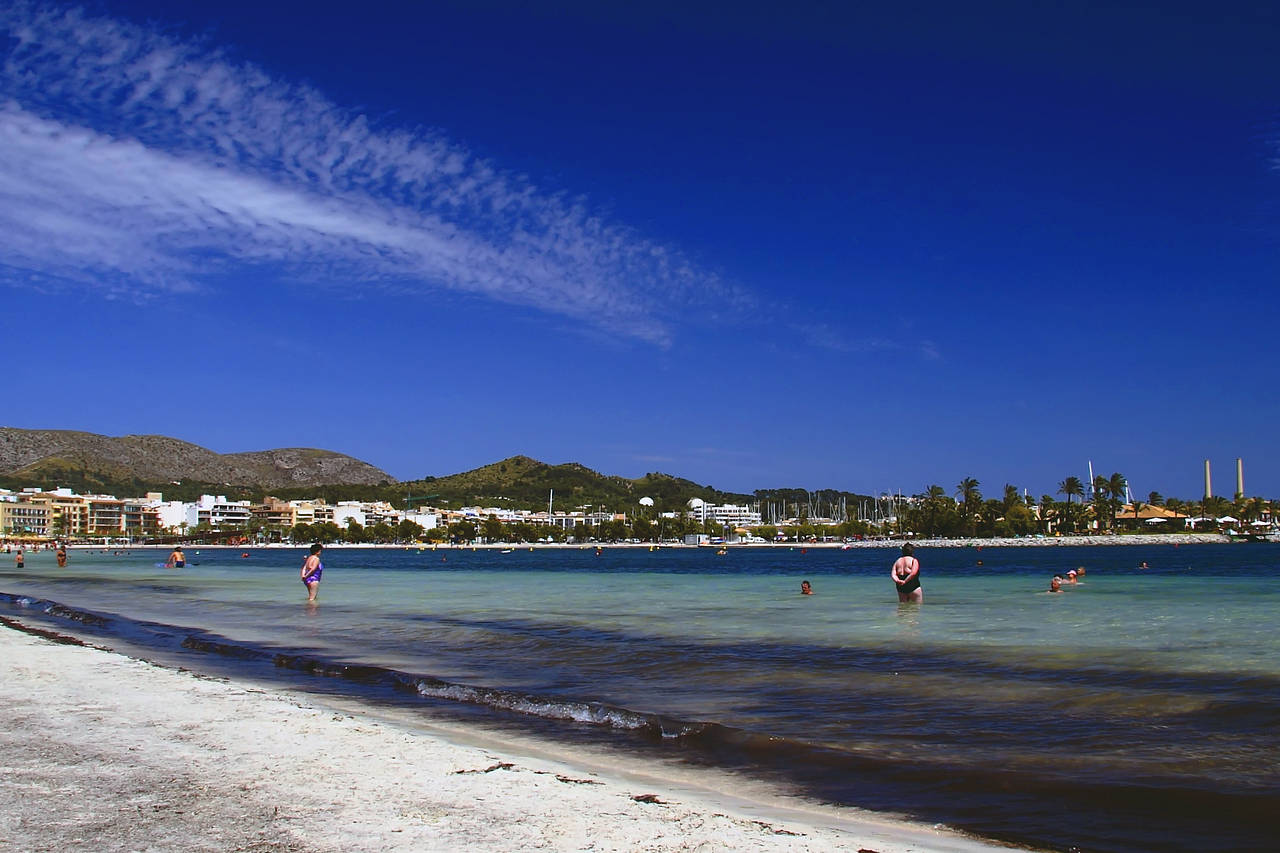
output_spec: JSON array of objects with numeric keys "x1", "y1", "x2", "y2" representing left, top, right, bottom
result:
[{"x1": 2, "y1": 542, "x2": 1277, "y2": 853}]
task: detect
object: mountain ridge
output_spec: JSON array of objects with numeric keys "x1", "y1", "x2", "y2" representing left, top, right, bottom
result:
[
  {"x1": 0, "y1": 427, "x2": 394, "y2": 489},
  {"x1": 0, "y1": 428, "x2": 861, "y2": 514}
]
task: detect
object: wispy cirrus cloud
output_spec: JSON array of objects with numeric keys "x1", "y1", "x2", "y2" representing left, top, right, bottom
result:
[
  {"x1": 797, "y1": 322, "x2": 941, "y2": 360},
  {"x1": 0, "y1": 2, "x2": 738, "y2": 343}
]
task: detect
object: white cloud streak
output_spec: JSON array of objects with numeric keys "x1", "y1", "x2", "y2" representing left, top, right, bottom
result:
[
  {"x1": 797, "y1": 322, "x2": 941, "y2": 360},
  {"x1": 0, "y1": 2, "x2": 736, "y2": 342}
]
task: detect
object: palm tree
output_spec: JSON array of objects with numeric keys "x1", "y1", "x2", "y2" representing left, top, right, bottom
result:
[
  {"x1": 922, "y1": 484, "x2": 947, "y2": 537},
  {"x1": 956, "y1": 478, "x2": 981, "y2": 536},
  {"x1": 1101, "y1": 473, "x2": 1127, "y2": 531},
  {"x1": 1129, "y1": 499, "x2": 1146, "y2": 532},
  {"x1": 1002, "y1": 484, "x2": 1020, "y2": 514},
  {"x1": 1092, "y1": 475, "x2": 1111, "y2": 531},
  {"x1": 1039, "y1": 495, "x2": 1058, "y2": 534},
  {"x1": 1058, "y1": 477, "x2": 1084, "y2": 533},
  {"x1": 1243, "y1": 497, "x2": 1266, "y2": 523},
  {"x1": 1232, "y1": 493, "x2": 1249, "y2": 525}
]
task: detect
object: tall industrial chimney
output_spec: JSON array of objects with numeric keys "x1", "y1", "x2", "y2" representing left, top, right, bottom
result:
[
  {"x1": 1204, "y1": 459, "x2": 1212, "y2": 500},
  {"x1": 1236, "y1": 458, "x2": 1244, "y2": 498}
]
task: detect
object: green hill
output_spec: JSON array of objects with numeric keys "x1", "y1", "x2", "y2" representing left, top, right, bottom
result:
[
  {"x1": 1, "y1": 450, "x2": 756, "y2": 514},
  {"x1": 394, "y1": 456, "x2": 752, "y2": 514}
]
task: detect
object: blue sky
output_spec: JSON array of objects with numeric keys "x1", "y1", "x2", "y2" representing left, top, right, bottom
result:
[{"x1": 3, "y1": 1, "x2": 1278, "y2": 500}]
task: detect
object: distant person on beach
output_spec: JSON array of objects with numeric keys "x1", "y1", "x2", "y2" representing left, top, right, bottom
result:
[
  {"x1": 165, "y1": 546, "x2": 185, "y2": 569},
  {"x1": 891, "y1": 544, "x2": 922, "y2": 603},
  {"x1": 1138, "y1": 561, "x2": 1149, "y2": 570},
  {"x1": 1048, "y1": 577, "x2": 1062, "y2": 593},
  {"x1": 800, "y1": 580, "x2": 813, "y2": 595},
  {"x1": 1066, "y1": 570, "x2": 1078, "y2": 584},
  {"x1": 15, "y1": 549, "x2": 24, "y2": 569},
  {"x1": 1076, "y1": 566, "x2": 1086, "y2": 577},
  {"x1": 56, "y1": 546, "x2": 67, "y2": 568},
  {"x1": 300, "y1": 543, "x2": 324, "y2": 602}
]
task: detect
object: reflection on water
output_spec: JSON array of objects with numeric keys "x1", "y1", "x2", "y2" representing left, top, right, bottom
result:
[{"x1": 894, "y1": 601, "x2": 921, "y2": 633}]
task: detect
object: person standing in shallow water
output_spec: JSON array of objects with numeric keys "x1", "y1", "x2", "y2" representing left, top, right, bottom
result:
[
  {"x1": 891, "y1": 543, "x2": 922, "y2": 603},
  {"x1": 300, "y1": 543, "x2": 324, "y2": 602}
]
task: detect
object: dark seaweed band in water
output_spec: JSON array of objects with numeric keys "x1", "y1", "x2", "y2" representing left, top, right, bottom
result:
[{"x1": 3, "y1": 588, "x2": 1277, "y2": 853}]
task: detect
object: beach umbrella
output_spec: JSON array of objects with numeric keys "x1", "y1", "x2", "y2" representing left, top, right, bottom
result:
[
  {"x1": 1217, "y1": 515, "x2": 1238, "y2": 523},
  {"x1": 1144, "y1": 517, "x2": 1167, "y2": 524}
]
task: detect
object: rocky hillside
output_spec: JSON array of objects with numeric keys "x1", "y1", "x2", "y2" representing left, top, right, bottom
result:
[{"x1": 0, "y1": 428, "x2": 394, "y2": 488}]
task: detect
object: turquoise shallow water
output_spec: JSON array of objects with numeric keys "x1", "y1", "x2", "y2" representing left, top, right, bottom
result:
[{"x1": 3, "y1": 542, "x2": 1278, "y2": 852}]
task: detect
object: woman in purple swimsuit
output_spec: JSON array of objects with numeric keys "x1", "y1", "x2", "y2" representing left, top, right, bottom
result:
[{"x1": 300, "y1": 543, "x2": 324, "y2": 602}]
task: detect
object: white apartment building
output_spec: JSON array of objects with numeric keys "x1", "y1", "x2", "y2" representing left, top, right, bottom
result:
[
  {"x1": 331, "y1": 501, "x2": 367, "y2": 528},
  {"x1": 402, "y1": 509, "x2": 438, "y2": 530},
  {"x1": 688, "y1": 502, "x2": 763, "y2": 528},
  {"x1": 195, "y1": 494, "x2": 253, "y2": 529},
  {"x1": 329, "y1": 501, "x2": 435, "y2": 531},
  {"x1": 153, "y1": 500, "x2": 200, "y2": 531},
  {"x1": 360, "y1": 501, "x2": 402, "y2": 527}
]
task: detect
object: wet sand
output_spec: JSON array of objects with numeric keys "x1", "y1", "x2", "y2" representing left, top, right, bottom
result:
[{"x1": 0, "y1": 621, "x2": 1018, "y2": 852}]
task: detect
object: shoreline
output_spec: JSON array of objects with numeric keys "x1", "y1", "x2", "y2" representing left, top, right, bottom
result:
[
  {"x1": 0, "y1": 620, "x2": 1016, "y2": 852},
  {"x1": 62, "y1": 532, "x2": 1237, "y2": 550}
]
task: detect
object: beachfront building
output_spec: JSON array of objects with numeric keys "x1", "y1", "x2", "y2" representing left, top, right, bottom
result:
[
  {"x1": 540, "y1": 510, "x2": 593, "y2": 531},
  {"x1": 251, "y1": 496, "x2": 298, "y2": 528},
  {"x1": 83, "y1": 496, "x2": 161, "y2": 536},
  {"x1": 1114, "y1": 504, "x2": 1190, "y2": 530},
  {"x1": 402, "y1": 509, "x2": 438, "y2": 530},
  {"x1": 432, "y1": 506, "x2": 600, "y2": 532},
  {"x1": 330, "y1": 501, "x2": 366, "y2": 528},
  {"x1": 0, "y1": 488, "x2": 161, "y2": 537},
  {"x1": 0, "y1": 494, "x2": 51, "y2": 537},
  {"x1": 194, "y1": 494, "x2": 253, "y2": 529},
  {"x1": 147, "y1": 494, "x2": 252, "y2": 532},
  {"x1": 25, "y1": 488, "x2": 91, "y2": 536},
  {"x1": 687, "y1": 502, "x2": 763, "y2": 529},
  {"x1": 247, "y1": 497, "x2": 338, "y2": 529},
  {"x1": 319, "y1": 500, "x2": 432, "y2": 531},
  {"x1": 358, "y1": 501, "x2": 401, "y2": 527},
  {"x1": 152, "y1": 499, "x2": 198, "y2": 532}
]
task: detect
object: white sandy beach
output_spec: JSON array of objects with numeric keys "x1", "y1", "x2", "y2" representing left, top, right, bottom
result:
[{"x1": 0, "y1": 622, "x2": 1016, "y2": 853}]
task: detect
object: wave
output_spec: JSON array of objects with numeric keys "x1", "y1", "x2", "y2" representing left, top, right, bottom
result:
[
  {"x1": 4, "y1": 589, "x2": 1279, "y2": 853},
  {"x1": 0, "y1": 591, "x2": 714, "y2": 741}
]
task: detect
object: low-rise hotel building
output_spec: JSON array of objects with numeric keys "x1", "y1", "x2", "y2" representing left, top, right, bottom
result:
[
  {"x1": 0, "y1": 495, "x2": 51, "y2": 537},
  {"x1": 0, "y1": 488, "x2": 161, "y2": 537}
]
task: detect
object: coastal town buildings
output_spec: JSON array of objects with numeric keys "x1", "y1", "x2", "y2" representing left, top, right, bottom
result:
[
  {"x1": 5, "y1": 482, "x2": 1268, "y2": 543},
  {"x1": 0, "y1": 489, "x2": 766, "y2": 538},
  {"x1": 0, "y1": 488, "x2": 162, "y2": 538},
  {"x1": 0, "y1": 486, "x2": 448, "y2": 539}
]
